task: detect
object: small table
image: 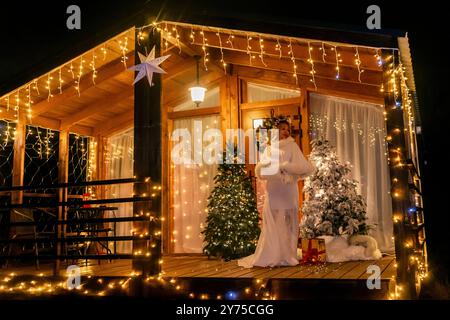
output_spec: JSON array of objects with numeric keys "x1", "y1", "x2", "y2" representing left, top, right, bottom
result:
[{"x1": 67, "y1": 206, "x2": 119, "y2": 259}]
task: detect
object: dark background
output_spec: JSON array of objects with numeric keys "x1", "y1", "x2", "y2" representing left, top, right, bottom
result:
[{"x1": 0, "y1": 0, "x2": 448, "y2": 298}]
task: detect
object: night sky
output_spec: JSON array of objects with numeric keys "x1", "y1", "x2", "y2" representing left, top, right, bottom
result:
[{"x1": 1, "y1": 0, "x2": 449, "y2": 295}]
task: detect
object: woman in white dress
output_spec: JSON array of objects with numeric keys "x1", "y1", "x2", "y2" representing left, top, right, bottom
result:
[{"x1": 238, "y1": 120, "x2": 314, "y2": 268}]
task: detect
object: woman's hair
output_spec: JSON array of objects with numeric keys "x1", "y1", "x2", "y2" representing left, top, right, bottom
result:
[{"x1": 276, "y1": 119, "x2": 290, "y2": 127}]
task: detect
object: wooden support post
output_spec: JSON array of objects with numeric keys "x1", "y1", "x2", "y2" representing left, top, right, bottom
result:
[
  {"x1": 133, "y1": 29, "x2": 162, "y2": 276},
  {"x1": 11, "y1": 115, "x2": 26, "y2": 206},
  {"x1": 54, "y1": 130, "x2": 69, "y2": 275},
  {"x1": 382, "y1": 49, "x2": 416, "y2": 299}
]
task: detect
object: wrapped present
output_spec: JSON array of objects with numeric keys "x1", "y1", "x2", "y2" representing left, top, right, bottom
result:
[{"x1": 299, "y1": 238, "x2": 326, "y2": 264}]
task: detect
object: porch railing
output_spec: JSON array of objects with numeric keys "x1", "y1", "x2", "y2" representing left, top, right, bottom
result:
[{"x1": 0, "y1": 178, "x2": 156, "y2": 275}]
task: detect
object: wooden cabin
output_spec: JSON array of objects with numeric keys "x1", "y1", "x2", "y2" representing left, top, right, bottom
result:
[{"x1": 0, "y1": 16, "x2": 426, "y2": 299}]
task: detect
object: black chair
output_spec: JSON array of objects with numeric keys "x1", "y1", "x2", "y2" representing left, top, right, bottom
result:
[{"x1": 5, "y1": 208, "x2": 56, "y2": 269}]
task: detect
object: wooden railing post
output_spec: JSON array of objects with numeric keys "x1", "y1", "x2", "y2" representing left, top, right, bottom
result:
[{"x1": 54, "y1": 130, "x2": 69, "y2": 276}]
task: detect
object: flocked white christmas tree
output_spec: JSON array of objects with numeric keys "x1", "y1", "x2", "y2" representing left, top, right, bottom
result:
[{"x1": 299, "y1": 138, "x2": 373, "y2": 239}]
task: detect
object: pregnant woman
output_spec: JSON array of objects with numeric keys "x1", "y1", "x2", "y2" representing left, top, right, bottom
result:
[{"x1": 238, "y1": 120, "x2": 314, "y2": 267}]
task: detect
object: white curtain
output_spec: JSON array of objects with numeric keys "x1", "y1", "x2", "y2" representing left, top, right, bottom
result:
[
  {"x1": 309, "y1": 93, "x2": 394, "y2": 253},
  {"x1": 106, "y1": 128, "x2": 134, "y2": 254},
  {"x1": 172, "y1": 116, "x2": 219, "y2": 253},
  {"x1": 247, "y1": 82, "x2": 300, "y2": 103}
]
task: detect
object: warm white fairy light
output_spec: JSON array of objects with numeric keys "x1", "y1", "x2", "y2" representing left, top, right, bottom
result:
[
  {"x1": 258, "y1": 36, "x2": 267, "y2": 67},
  {"x1": 275, "y1": 38, "x2": 282, "y2": 58},
  {"x1": 246, "y1": 34, "x2": 253, "y2": 65},
  {"x1": 190, "y1": 27, "x2": 195, "y2": 44},
  {"x1": 32, "y1": 79, "x2": 40, "y2": 96},
  {"x1": 119, "y1": 36, "x2": 129, "y2": 69},
  {"x1": 216, "y1": 31, "x2": 227, "y2": 73},
  {"x1": 5, "y1": 96, "x2": 9, "y2": 112},
  {"x1": 173, "y1": 26, "x2": 182, "y2": 54},
  {"x1": 375, "y1": 49, "x2": 383, "y2": 67},
  {"x1": 287, "y1": 38, "x2": 298, "y2": 85},
  {"x1": 333, "y1": 46, "x2": 341, "y2": 79},
  {"x1": 75, "y1": 56, "x2": 84, "y2": 97},
  {"x1": 14, "y1": 92, "x2": 20, "y2": 118},
  {"x1": 101, "y1": 44, "x2": 107, "y2": 61},
  {"x1": 308, "y1": 42, "x2": 317, "y2": 90},
  {"x1": 69, "y1": 61, "x2": 75, "y2": 79},
  {"x1": 320, "y1": 42, "x2": 327, "y2": 62},
  {"x1": 58, "y1": 68, "x2": 63, "y2": 94},
  {"x1": 200, "y1": 29, "x2": 209, "y2": 71},
  {"x1": 226, "y1": 32, "x2": 234, "y2": 48},
  {"x1": 46, "y1": 73, "x2": 53, "y2": 101},
  {"x1": 354, "y1": 47, "x2": 364, "y2": 83},
  {"x1": 90, "y1": 52, "x2": 97, "y2": 85},
  {"x1": 26, "y1": 84, "x2": 32, "y2": 121}
]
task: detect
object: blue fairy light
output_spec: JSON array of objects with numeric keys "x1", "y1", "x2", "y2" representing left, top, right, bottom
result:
[{"x1": 225, "y1": 291, "x2": 237, "y2": 300}]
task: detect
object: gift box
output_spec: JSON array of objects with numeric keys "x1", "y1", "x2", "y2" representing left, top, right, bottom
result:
[{"x1": 299, "y1": 238, "x2": 326, "y2": 264}]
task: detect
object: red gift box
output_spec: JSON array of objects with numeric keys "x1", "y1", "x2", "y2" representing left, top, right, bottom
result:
[{"x1": 299, "y1": 238, "x2": 326, "y2": 264}]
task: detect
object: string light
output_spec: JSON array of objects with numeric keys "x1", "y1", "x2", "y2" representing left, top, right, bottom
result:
[
  {"x1": 46, "y1": 74, "x2": 53, "y2": 101},
  {"x1": 90, "y1": 52, "x2": 97, "y2": 85},
  {"x1": 216, "y1": 31, "x2": 227, "y2": 73},
  {"x1": 118, "y1": 36, "x2": 129, "y2": 69},
  {"x1": 258, "y1": 35, "x2": 267, "y2": 67},
  {"x1": 226, "y1": 32, "x2": 234, "y2": 48},
  {"x1": 275, "y1": 38, "x2": 282, "y2": 58},
  {"x1": 58, "y1": 68, "x2": 63, "y2": 94},
  {"x1": 200, "y1": 28, "x2": 209, "y2": 71},
  {"x1": 354, "y1": 47, "x2": 364, "y2": 83},
  {"x1": 307, "y1": 42, "x2": 317, "y2": 90},
  {"x1": 287, "y1": 38, "x2": 298, "y2": 84},
  {"x1": 173, "y1": 26, "x2": 182, "y2": 54},
  {"x1": 333, "y1": 46, "x2": 341, "y2": 79},
  {"x1": 246, "y1": 34, "x2": 253, "y2": 65},
  {"x1": 320, "y1": 42, "x2": 327, "y2": 62},
  {"x1": 26, "y1": 84, "x2": 32, "y2": 121}
]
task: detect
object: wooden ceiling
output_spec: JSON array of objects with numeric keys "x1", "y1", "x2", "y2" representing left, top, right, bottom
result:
[{"x1": 0, "y1": 22, "x2": 386, "y2": 137}]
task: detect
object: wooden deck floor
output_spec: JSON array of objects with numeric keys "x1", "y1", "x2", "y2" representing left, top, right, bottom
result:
[
  {"x1": 1, "y1": 255, "x2": 396, "y2": 280},
  {"x1": 0, "y1": 255, "x2": 397, "y2": 299}
]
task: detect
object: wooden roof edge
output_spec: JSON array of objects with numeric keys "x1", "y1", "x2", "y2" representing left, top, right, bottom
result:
[
  {"x1": 0, "y1": 26, "x2": 136, "y2": 99},
  {"x1": 157, "y1": 14, "x2": 405, "y2": 50}
]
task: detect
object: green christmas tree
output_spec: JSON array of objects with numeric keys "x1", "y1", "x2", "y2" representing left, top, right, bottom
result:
[
  {"x1": 299, "y1": 138, "x2": 373, "y2": 239},
  {"x1": 202, "y1": 151, "x2": 260, "y2": 261}
]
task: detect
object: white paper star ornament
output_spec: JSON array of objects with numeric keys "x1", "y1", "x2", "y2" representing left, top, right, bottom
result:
[{"x1": 128, "y1": 46, "x2": 171, "y2": 87}]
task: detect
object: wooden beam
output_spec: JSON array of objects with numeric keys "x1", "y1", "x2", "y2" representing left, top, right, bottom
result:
[
  {"x1": 54, "y1": 130, "x2": 69, "y2": 276},
  {"x1": 162, "y1": 57, "x2": 196, "y2": 82},
  {"x1": 93, "y1": 109, "x2": 133, "y2": 137},
  {"x1": 223, "y1": 50, "x2": 382, "y2": 86},
  {"x1": 31, "y1": 51, "x2": 134, "y2": 117},
  {"x1": 168, "y1": 106, "x2": 221, "y2": 119},
  {"x1": 236, "y1": 65, "x2": 383, "y2": 102},
  {"x1": 60, "y1": 89, "x2": 133, "y2": 130},
  {"x1": 11, "y1": 115, "x2": 26, "y2": 205}
]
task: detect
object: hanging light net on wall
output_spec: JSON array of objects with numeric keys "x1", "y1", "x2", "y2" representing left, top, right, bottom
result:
[
  {"x1": 68, "y1": 133, "x2": 90, "y2": 196},
  {"x1": 24, "y1": 125, "x2": 59, "y2": 194},
  {"x1": 0, "y1": 119, "x2": 15, "y2": 208}
]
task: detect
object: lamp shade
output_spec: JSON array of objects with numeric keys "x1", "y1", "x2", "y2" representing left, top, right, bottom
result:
[{"x1": 189, "y1": 86, "x2": 207, "y2": 104}]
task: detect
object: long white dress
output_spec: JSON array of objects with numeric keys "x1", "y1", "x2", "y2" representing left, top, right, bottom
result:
[{"x1": 238, "y1": 136, "x2": 315, "y2": 268}]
